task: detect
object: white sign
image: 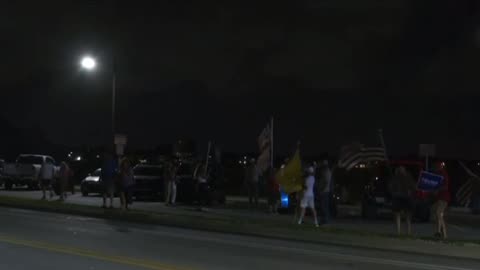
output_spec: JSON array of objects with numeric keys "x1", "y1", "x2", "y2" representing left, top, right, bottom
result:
[
  {"x1": 419, "y1": 144, "x2": 436, "y2": 157},
  {"x1": 114, "y1": 134, "x2": 127, "y2": 145},
  {"x1": 116, "y1": 144, "x2": 125, "y2": 156}
]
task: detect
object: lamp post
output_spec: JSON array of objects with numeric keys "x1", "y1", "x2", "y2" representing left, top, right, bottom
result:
[{"x1": 80, "y1": 56, "x2": 116, "y2": 137}]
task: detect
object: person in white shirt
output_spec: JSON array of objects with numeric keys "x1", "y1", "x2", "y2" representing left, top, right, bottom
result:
[
  {"x1": 39, "y1": 160, "x2": 55, "y2": 200},
  {"x1": 298, "y1": 166, "x2": 319, "y2": 227}
]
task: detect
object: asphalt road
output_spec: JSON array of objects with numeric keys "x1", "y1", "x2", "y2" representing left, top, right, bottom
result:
[
  {"x1": 2, "y1": 189, "x2": 480, "y2": 241},
  {"x1": 1, "y1": 207, "x2": 479, "y2": 270}
]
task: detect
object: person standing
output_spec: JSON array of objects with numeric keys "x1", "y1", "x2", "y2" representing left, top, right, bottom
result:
[
  {"x1": 196, "y1": 164, "x2": 209, "y2": 206},
  {"x1": 58, "y1": 161, "x2": 71, "y2": 201},
  {"x1": 298, "y1": 167, "x2": 319, "y2": 227},
  {"x1": 39, "y1": 159, "x2": 55, "y2": 200},
  {"x1": 101, "y1": 152, "x2": 117, "y2": 209},
  {"x1": 119, "y1": 158, "x2": 135, "y2": 210},
  {"x1": 164, "y1": 162, "x2": 177, "y2": 206},
  {"x1": 389, "y1": 166, "x2": 416, "y2": 235},
  {"x1": 244, "y1": 158, "x2": 259, "y2": 209},
  {"x1": 432, "y1": 162, "x2": 450, "y2": 239},
  {"x1": 267, "y1": 168, "x2": 280, "y2": 214},
  {"x1": 317, "y1": 160, "x2": 332, "y2": 225}
]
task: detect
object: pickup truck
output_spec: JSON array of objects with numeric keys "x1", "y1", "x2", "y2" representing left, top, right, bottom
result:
[{"x1": 1, "y1": 154, "x2": 59, "y2": 190}]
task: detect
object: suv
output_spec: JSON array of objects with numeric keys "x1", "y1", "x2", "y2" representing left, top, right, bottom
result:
[
  {"x1": 175, "y1": 162, "x2": 226, "y2": 205},
  {"x1": 133, "y1": 164, "x2": 164, "y2": 199},
  {"x1": 361, "y1": 160, "x2": 444, "y2": 221}
]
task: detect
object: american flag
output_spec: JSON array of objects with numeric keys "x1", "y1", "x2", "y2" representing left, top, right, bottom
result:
[
  {"x1": 256, "y1": 121, "x2": 272, "y2": 174},
  {"x1": 338, "y1": 143, "x2": 386, "y2": 170}
]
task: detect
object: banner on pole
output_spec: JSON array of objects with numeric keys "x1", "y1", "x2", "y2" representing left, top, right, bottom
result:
[
  {"x1": 417, "y1": 171, "x2": 444, "y2": 192},
  {"x1": 257, "y1": 121, "x2": 272, "y2": 174}
]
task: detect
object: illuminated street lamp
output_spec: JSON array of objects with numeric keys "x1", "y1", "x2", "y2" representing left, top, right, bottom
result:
[{"x1": 80, "y1": 56, "x2": 96, "y2": 70}]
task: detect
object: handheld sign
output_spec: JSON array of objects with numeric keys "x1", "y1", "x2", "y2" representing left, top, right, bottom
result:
[{"x1": 417, "y1": 171, "x2": 444, "y2": 192}]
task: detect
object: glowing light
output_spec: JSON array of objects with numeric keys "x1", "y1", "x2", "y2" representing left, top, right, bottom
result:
[
  {"x1": 80, "y1": 56, "x2": 96, "y2": 70},
  {"x1": 280, "y1": 193, "x2": 289, "y2": 208}
]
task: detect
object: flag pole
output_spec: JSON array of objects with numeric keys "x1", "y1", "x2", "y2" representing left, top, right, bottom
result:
[
  {"x1": 378, "y1": 129, "x2": 388, "y2": 161},
  {"x1": 378, "y1": 129, "x2": 392, "y2": 175},
  {"x1": 270, "y1": 117, "x2": 274, "y2": 169},
  {"x1": 204, "y1": 141, "x2": 212, "y2": 176}
]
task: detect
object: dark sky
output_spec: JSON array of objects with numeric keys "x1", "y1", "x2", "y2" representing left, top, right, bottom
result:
[{"x1": 2, "y1": 0, "x2": 480, "y2": 158}]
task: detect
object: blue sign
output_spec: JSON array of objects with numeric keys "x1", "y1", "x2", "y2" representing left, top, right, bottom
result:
[{"x1": 418, "y1": 171, "x2": 444, "y2": 192}]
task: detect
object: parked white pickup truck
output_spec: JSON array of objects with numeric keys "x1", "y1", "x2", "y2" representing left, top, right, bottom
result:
[{"x1": 1, "y1": 154, "x2": 59, "y2": 190}]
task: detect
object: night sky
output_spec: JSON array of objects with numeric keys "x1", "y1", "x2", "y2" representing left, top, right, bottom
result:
[{"x1": 2, "y1": 0, "x2": 480, "y2": 158}]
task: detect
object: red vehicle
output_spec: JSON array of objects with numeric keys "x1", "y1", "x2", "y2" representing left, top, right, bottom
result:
[{"x1": 361, "y1": 160, "x2": 449, "y2": 221}]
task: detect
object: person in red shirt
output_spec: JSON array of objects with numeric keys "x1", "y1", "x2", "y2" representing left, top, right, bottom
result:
[
  {"x1": 432, "y1": 162, "x2": 450, "y2": 240},
  {"x1": 267, "y1": 168, "x2": 280, "y2": 214}
]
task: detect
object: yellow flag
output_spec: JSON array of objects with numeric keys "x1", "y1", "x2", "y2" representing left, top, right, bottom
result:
[{"x1": 276, "y1": 149, "x2": 303, "y2": 194}]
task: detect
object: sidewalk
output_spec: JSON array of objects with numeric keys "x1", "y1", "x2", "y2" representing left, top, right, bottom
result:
[{"x1": 0, "y1": 190, "x2": 480, "y2": 260}]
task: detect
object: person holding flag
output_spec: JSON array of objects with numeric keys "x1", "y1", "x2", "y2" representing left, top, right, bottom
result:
[{"x1": 275, "y1": 146, "x2": 305, "y2": 222}]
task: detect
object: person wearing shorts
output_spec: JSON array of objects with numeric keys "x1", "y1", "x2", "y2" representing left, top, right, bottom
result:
[
  {"x1": 39, "y1": 160, "x2": 55, "y2": 200},
  {"x1": 389, "y1": 166, "x2": 416, "y2": 235},
  {"x1": 432, "y1": 162, "x2": 450, "y2": 239},
  {"x1": 267, "y1": 168, "x2": 280, "y2": 214},
  {"x1": 101, "y1": 152, "x2": 117, "y2": 209},
  {"x1": 297, "y1": 167, "x2": 319, "y2": 227}
]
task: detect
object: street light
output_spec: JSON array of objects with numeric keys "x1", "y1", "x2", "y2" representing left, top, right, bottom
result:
[
  {"x1": 80, "y1": 55, "x2": 116, "y2": 139},
  {"x1": 80, "y1": 56, "x2": 96, "y2": 70}
]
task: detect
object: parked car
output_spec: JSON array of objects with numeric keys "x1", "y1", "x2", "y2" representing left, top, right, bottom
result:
[
  {"x1": 133, "y1": 164, "x2": 164, "y2": 199},
  {"x1": 361, "y1": 160, "x2": 446, "y2": 221},
  {"x1": 1, "y1": 154, "x2": 59, "y2": 190},
  {"x1": 80, "y1": 168, "x2": 102, "y2": 196},
  {"x1": 176, "y1": 162, "x2": 226, "y2": 205}
]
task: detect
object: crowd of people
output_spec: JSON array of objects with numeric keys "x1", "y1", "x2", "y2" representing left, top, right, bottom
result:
[
  {"x1": 36, "y1": 149, "x2": 217, "y2": 212},
  {"x1": 39, "y1": 159, "x2": 73, "y2": 201},
  {"x1": 390, "y1": 162, "x2": 450, "y2": 239},
  {"x1": 244, "y1": 157, "x2": 452, "y2": 239},
  {"x1": 38, "y1": 152, "x2": 137, "y2": 211},
  {"x1": 244, "y1": 158, "x2": 333, "y2": 227},
  {"x1": 35, "y1": 151, "x2": 452, "y2": 239}
]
